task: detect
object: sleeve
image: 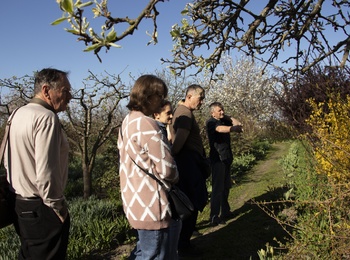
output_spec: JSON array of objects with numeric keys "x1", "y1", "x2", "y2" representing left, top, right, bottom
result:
[
  {"x1": 136, "y1": 117, "x2": 179, "y2": 185},
  {"x1": 207, "y1": 118, "x2": 218, "y2": 136},
  {"x1": 173, "y1": 107, "x2": 193, "y2": 132},
  {"x1": 171, "y1": 108, "x2": 193, "y2": 155},
  {"x1": 222, "y1": 115, "x2": 234, "y2": 126},
  {"x1": 35, "y1": 115, "x2": 67, "y2": 221}
]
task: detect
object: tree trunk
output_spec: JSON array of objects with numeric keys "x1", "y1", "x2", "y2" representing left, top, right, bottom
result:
[{"x1": 82, "y1": 149, "x2": 92, "y2": 199}]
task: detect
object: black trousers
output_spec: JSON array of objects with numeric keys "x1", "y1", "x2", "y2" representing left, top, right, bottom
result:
[
  {"x1": 14, "y1": 197, "x2": 70, "y2": 260},
  {"x1": 178, "y1": 209, "x2": 198, "y2": 250},
  {"x1": 210, "y1": 161, "x2": 232, "y2": 218},
  {"x1": 174, "y1": 150, "x2": 208, "y2": 250}
]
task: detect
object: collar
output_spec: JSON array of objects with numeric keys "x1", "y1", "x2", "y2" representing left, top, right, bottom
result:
[
  {"x1": 156, "y1": 121, "x2": 166, "y2": 128},
  {"x1": 30, "y1": 98, "x2": 56, "y2": 113}
]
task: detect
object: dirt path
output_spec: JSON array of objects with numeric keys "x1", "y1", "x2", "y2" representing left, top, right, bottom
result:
[
  {"x1": 229, "y1": 142, "x2": 291, "y2": 211},
  {"x1": 108, "y1": 142, "x2": 292, "y2": 260}
]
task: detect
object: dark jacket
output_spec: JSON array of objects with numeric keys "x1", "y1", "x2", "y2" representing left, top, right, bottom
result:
[{"x1": 206, "y1": 116, "x2": 233, "y2": 165}]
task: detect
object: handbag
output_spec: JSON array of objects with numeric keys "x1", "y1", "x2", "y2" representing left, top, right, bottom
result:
[
  {"x1": 0, "y1": 108, "x2": 19, "y2": 229},
  {"x1": 0, "y1": 175, "x2": 14, "y2": 228},
  {"x1": 130, "y1": 158, "x2": 194, "y2": 220},
  {"x1": 167, "y1": 185, "x2": 194, "y2": 220}
]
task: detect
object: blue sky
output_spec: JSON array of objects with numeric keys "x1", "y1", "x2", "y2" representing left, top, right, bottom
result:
[
  {"x1": 1, "y1": 1, "x2": 347, "y2": 90},
  {"x1": 0, "y1": 0, "x2": 188, "y2": 89}
]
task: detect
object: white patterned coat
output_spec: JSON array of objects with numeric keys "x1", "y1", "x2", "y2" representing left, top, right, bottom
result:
[{"x1": 118, "y1": 111, "x2": 179, "y2": 230}]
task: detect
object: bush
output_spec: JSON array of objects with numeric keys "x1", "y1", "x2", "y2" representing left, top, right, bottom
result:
[
  {"x1": 0, "y1": 196, "x2": 130, "y2": 260},
  {"x1": 281, "y1": 139, "x2": 350, "y2": 259},
  {"x1": 306, "y1": 94, "x2": 350, "y2": 181},
  {"x1": 231, "y1": 153, "x2": 256, "y2": 176},
  {"x1": 66, "y1": 156, "x2": 84, "y2": 199},
  {"x1": 65, "y1": 177, "x2": 84, "y2": 199},
  {"x1": 251, "y1": 140, "x2": 271, "y2": 161},
  {"x1": 295, "y1": 93, "x2": 350, "y2": 258},
  {"x1": 0, "y1": 225, "x2": 20, "y2": 259},
  {"x1": 231, "y1": 140, "x2": 271, "y2": 177},
  {"x1": 67, "y1": 196, "x2": 129, "y2": 259}
]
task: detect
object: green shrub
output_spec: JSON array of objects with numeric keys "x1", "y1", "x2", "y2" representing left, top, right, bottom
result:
[
  {"x1": 231, "y1": 153, "x2": 256, "y2": 176},
  {"x1": 251, "y1": 140, "x2": 271, "y2": 160},
  {"x1": 66, "y1": 157, "x2": 84, "y2": 199},
  {"x1": 279, "y1": 141, "x2": 301, "y2": 179},
  {"x1": 0, "y1": 225, "x2": 20, "y2": 259},
  {"x1": 280, "y1": 140, "x2": 350, "y2": 259},
  {"x1": 67, "y1": 196, "x2": 129, "y2": 259},
  {"x1": 0, "y1": 197, "x2": 130, "y2": 260},
  {"x1": 94, "y1": 170, "x2": 120, "y2": 201},
  {"x1": 65, "y1": 177, "x2": 84, "y2": 199}
]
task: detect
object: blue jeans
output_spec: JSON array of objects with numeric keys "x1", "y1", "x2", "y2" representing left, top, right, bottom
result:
[{"x1": 133, "y1": 228, "x2": 171, "y2": 260}]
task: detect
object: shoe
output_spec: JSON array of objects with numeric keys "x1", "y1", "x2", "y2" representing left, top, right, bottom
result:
[
  {"x1": 192, "y1": 230, "x2": 203, "y2": 237},
  {"x1": 178, "y1": 245, "x2": 203, "y2": 258},
  {"x1": 210, "y1": 215, "x2": 226, "y2": 226},
  {"x1": 221, "y1": 211, "x2": 236, "y2": 220}
]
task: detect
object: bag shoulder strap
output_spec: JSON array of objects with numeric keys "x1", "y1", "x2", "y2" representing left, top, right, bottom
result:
[
  {"x1": 119, "y1": 128, "x2": 167, "y2": 189},
  {"x1": 130, "y1": 157, "x2": 165, "y2": 188},
  {"x1": 0, "y1": 108, "x2": 20, "y2": 164}
]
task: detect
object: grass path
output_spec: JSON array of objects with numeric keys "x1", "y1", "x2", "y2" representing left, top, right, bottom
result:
[
  {"x1": 230, "y1": 141, "x2": 291, "y2": 211},
  {"x1": 109, "y1": 142, "x2": 292, "y2": 259},
  {"x1": 187, "y1": 141, "x2": 292, "y2": 259}
]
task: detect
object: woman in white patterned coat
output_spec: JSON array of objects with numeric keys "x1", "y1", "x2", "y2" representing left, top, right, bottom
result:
[{"x1": 118, "y1": 75, "x2": 179, "y2": 259}]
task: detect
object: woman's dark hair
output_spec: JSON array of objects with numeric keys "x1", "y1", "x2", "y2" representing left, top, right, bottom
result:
[
  {"x1": 126, "y1": 75, "x2": 168, "y2": 114},
  {"x1": 154, "y1": 100, "x2": 172, "y2": 114}
]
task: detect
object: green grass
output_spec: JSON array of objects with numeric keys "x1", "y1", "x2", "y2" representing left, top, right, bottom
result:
[
  {"x1": 191, "y1": 142, "x2": 292, "y2": 259},
  {"x1": 0, "y1": 142, "x2": 293, "y2": 260}
]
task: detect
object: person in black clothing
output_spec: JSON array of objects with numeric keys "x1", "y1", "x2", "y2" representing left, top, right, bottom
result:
[
  {"x1": 170, "y1": 85, "x2": 209, "y2": 257},
  {"x1": 206, "y1": 102, "x2": 243, "y2": 225}
]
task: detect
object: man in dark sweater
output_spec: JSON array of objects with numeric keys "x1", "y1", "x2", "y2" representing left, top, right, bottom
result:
[
  {"x1": 206, "y1": 102, "x2": 243, "y2": 225},
  {"x1": 170, "y1": 85, "x2": 209, "y2": 257}
]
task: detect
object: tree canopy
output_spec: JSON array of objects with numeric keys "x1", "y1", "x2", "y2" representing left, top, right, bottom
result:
[
  {"x1": 273, "y1": 65, "x2": 350, "y2": 133},
  {"x1": 54, "y1": 0, "x2": 349, "y2": 75}
]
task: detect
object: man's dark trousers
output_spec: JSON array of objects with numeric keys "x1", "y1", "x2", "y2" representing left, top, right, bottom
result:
[
  {"x1": 210, "y1": 161, "x2": 231, "y2": 218},
  {"x1": 14, "y1": 198, "x2": 70, "y2": 260}
]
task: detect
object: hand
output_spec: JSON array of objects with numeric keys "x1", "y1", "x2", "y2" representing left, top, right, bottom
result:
[
  {"x1": 54, "y1": 206, "x2": 68, "y2": 223},
  {"x1": 230, "y1": 117, "x2": 242, "y2": 126},
  {"x1": 230, "y1": 125, "x2": 243, "y2": 133}
]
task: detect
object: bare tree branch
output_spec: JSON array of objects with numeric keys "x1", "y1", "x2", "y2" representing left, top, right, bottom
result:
[
  {"x1": 63, "y1": 70, "x2": 128, "y2": 197},
  {"x1": 54, "y1": 0, "x2": 350, "y2": 76}
]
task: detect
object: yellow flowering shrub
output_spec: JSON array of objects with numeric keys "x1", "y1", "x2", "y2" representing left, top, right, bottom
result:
[
  {"x1": 306, "y1": 94, "x2": 350, "y2": 183},
  {"x1": 286, "y1": 93, "x2": 350, "y2": 258}
]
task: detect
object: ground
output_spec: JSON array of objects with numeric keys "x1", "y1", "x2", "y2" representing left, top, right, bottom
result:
[{"x1": 105, "y1": 142, "x2": 292, "y2": 260}]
